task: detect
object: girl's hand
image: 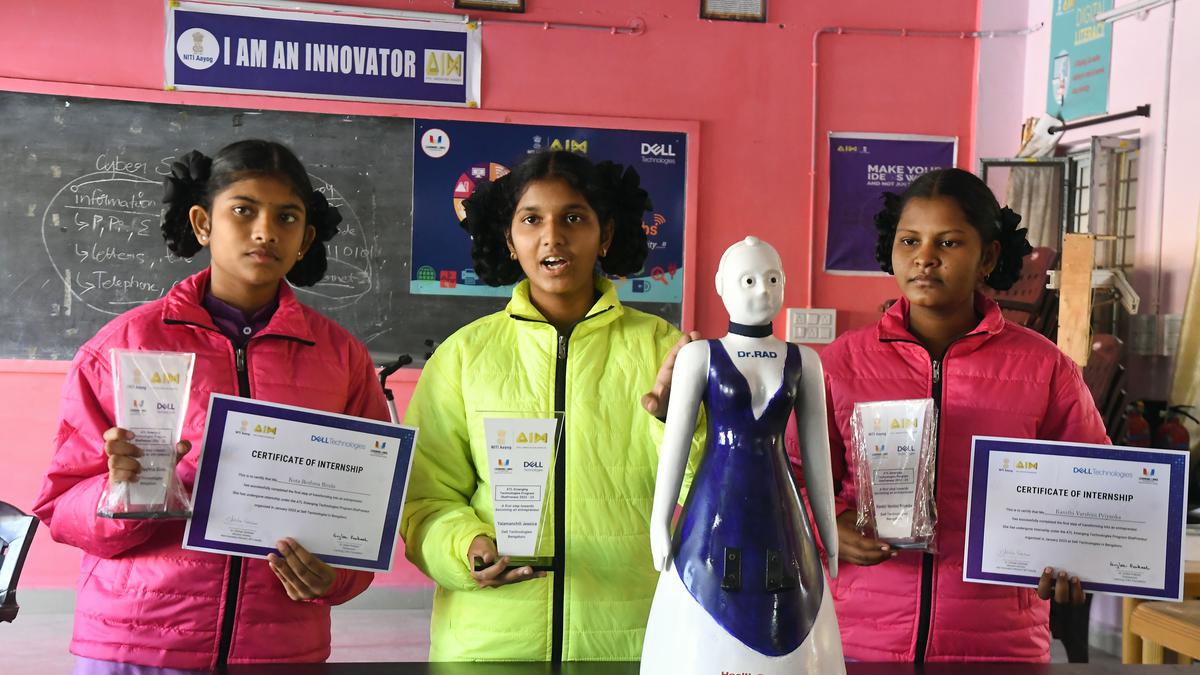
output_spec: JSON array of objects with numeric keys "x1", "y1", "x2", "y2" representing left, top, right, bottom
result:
[
  {"x1": 103, "y1": 427, "x2": 190, "y2": 483},
  {"x1": 836, "y1": 510, "x2": 897, "y2": 566},
  {"x1": 268, "y1": 537, "x2": 336, "y2": 601},
  {"x1": 642, "y1": 331, "x2": 703, "y2": 417},
  {"x1": 1037, "y1": 566, "x2": 1086, "y2": 605},
  {"x1": 468, "y1": 535, "x2": 545, "y2": 588}
]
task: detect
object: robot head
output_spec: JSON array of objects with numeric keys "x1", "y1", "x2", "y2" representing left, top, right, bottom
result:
[{"x1": 715, "y1": 236, "x2": 785, "y2": 326}]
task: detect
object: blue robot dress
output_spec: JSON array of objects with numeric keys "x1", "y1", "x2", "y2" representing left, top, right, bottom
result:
[{"x1": 641, "y1": 340, "x2": 844, "y2": 673}]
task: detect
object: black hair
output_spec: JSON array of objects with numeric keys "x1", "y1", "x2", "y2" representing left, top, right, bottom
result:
[
  {"x1": 458, "y1": 150, "x2": 651, "y2": 286},
  {"x1": 872, "y1": 168, "x2": 1032, "y2": 291},
  {"x1": 160, "y1": 139, "x2": 342, "y2": 287}
]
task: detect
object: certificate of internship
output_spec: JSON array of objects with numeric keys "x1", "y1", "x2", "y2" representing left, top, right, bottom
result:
[
  {"x1": 964, "y1": 436, "x2": 1188, "y2": 600},
  {"x1": 183, "y1": 394, "x2": 417, "y2": 572}
]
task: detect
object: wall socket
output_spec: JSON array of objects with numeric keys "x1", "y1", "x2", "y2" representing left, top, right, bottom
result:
[{"x1": 786, "y1": 308, "x2": 837, "y2": 344}]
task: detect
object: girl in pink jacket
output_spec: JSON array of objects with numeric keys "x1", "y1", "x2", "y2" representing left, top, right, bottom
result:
[
  {"x1": 34, "y1": 140, "x2": 388, "y2": 670},
  {"x1": 821, "y1": 168, "x2": 1108, "y2": 662}
]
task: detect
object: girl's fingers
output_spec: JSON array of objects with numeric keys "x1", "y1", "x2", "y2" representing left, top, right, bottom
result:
[
  {"x1": 276, "y1": 539, "x2": 334, "y2": 597},
  {"x1": 470, "y1": 557, "x2": 510, "y2": 584},
  {"x1": 1071, "y1": 577, "x2": 1085, "y2": 605},
  {"x1": 1036, "y1": 567, "x2": 1055, "y2": 600},
  {"x1": 1054, "y1": 572, "x2": 1070, "y2": 604}
]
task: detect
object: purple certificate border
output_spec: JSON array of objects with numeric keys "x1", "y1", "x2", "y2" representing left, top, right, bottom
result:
[
  {"x1": 965, "y1": 437, "x2": 1187, "y2": 600},
  {"x1": 187, "y1": 395, "x2": 415, "y2": 572}
]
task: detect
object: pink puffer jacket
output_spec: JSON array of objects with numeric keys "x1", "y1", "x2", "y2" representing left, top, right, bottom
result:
[
  {"x1": 815, "y1": 294, "x2": 1108, "y2": 662},
  {"x1": 33, "y1": 269, "x2": 387, "y2": 670}
]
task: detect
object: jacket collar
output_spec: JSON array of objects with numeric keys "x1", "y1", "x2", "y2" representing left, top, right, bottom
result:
[
  {"x1": 505, "y1": 276, "x2": 625, "y2": 332},
  {"x1": 162, "y1": 268, "x2": 316, "y2": 345},
  {"x1": 877, "y1": 292, "x2": 1005, "y2": 344}
]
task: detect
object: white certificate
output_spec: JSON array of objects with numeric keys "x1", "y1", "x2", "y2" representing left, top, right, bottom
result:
[
  {"x1": 964, "y1": 436, "x2": 1189, "y2": 600},
  {"x1": 183, "y1": 394, "x2": 416, "y2": 572}
]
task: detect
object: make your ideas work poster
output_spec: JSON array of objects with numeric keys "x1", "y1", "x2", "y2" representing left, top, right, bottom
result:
[
  {"x1": 825, "y1": 132, "x2": 957, "y2": 274},
  {"x1": 410, "y1": 120, "x2": 687, "y2": 306}
]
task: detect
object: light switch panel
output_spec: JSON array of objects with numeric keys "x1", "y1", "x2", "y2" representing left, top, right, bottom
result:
[{"x1": 786, "y1": 308, "x2": 837, "y2": 344}]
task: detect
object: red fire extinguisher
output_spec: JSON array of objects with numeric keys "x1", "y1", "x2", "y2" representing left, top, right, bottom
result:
[
  {"x1": 1153, "y1": 406, "x2": 1199, "y2": 452},
  {"x1": 1123, "y1": 402, "x2": 1151, "y2": 447}
]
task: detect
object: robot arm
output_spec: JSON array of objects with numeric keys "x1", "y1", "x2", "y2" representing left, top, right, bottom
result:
[
  {"x1": 794, "y1": 344, "x2": 838, "y2": 578},
  {"x1": 649, "y1": 340, "x2": 709, "y2": 572}
]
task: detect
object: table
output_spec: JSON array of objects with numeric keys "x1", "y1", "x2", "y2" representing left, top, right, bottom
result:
[
  {"x1": 1122, "y1": 558, "x2": 1200, "y2": 663},
  {"x1": 216, "y1": 664, "x2": 1200, "y2": 674}
]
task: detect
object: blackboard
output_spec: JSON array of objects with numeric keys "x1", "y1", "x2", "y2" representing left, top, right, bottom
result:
[{"x1": 0, "y1": 91, "x2": 680, "y2": 362}]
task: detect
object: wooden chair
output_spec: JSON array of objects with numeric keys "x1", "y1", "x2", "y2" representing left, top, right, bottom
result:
[
  {"x1": 1129, "y1": 600, "x2": 1200, "y2": 664},
  {"x1": 0, "y1": 501, "x2": 39, "y2": 623},
  {"x1": 1081, "y1": 334, "x2": 1125, "y2": 440}
]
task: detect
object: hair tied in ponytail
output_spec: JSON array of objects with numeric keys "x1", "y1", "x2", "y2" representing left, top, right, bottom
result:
[{"x1": 307, "y1": 190, "x2": 343, "y2": 242}]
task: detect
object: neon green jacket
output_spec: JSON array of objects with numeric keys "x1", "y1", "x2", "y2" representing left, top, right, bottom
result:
[{"x1": 401, "y1": 278, "x2": 703, "y2": 661}]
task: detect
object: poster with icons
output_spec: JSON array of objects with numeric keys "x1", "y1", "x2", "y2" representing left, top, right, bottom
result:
[{"x1": 411, "y1": 119, "x2": 687, "y2": 305}]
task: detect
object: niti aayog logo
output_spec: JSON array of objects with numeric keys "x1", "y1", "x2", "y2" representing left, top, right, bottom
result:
[
  {"x1": 176, "y1": 28, "x2": 220, "y2": 71},
  {"x1": 424, "y1": 49, "x2": 464, "y2": 85}
]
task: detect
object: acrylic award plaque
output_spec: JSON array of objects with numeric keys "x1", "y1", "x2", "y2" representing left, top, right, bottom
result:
[
  {"x1": 850, "y1": 398, "x2": 938, "y2": 550},
  {"x1": 99, "y1": 349, "x2": 195, "y2": 519},
  {"x1": 480, "y1": 412, "x2": 562, "y2": 571}
]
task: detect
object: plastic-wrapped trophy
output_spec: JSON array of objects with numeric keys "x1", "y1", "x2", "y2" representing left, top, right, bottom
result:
[
  {"x1": 642, "y1": 237, "x2": 845, "y2": 674},
  {"x1": 98, "y1": 349, "x2": 195, "y2": 519}
]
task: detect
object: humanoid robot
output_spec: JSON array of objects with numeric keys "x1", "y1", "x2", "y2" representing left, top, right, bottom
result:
[{"x1": 641, "y1": 237, "x2": 845, "y2": 674}]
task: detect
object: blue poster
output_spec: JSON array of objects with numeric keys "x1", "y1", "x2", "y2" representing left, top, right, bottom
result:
[
  {"x1": 826, "y1": 133, "x2": 957, "y2": 274},
  {"x1": 411, "y1": 120, "x2": 688, "y2": 305},
  {"x1": 167, "y1": 2, "x2": 481, "y2": 106},
  {"x1": 1047, "y1": 0, "x2": 1114, "y2": 121}
]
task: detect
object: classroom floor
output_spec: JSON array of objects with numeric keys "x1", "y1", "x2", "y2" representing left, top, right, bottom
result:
[{"x1": 5, "y1": 588, "x2": 1119, "y2": 670}]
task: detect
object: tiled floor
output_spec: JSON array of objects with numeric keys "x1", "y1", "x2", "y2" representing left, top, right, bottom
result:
[{"x1": 4, "y1": 588, "x2": 1120, "y2": 670}]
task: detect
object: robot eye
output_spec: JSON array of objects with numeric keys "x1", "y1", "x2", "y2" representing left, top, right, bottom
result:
[{"x1": 742, "y1": 276, "x2": 754, "y2": 287}]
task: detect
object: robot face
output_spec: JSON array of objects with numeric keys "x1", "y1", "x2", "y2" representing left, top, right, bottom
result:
[{"x1": 716, "y1": 237, "x2": 785, "y2": 326}]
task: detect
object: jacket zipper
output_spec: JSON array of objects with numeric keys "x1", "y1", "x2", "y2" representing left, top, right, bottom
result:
[
  {"x1": 216, "y1": 345, "x2": 251, "y2": 666},
  {"x1": 912, "y1": 355, "x2": 942, "y2": 664},
  {"x1": 550, "y1": 330, "x2": 569, "y2": 664},
  {"x1": 509, "y1": 305, "x2": 612, "y2": 663}
]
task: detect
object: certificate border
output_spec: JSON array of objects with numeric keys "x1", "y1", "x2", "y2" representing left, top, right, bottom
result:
[
  {"x1": 964, "y1": 436, "x2": 1188, "y2": 601},
  {"x1": 183, "y1": 393, "x2": 417, "y2": 572}
]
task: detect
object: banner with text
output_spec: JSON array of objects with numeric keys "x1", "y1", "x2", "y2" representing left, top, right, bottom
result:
[
  {"x1": 825, "y1": 132, "x2": 958, "y2": 274},
  {"x1": 167, "y1": 2, "x2": 481, "y2": 106},
  {"x1": 1046, "y1": 0, "x2": 1113, "y2": 122}
]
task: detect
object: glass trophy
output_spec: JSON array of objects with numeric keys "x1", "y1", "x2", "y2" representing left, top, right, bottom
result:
[
  {"x1": 99, "y1": 349, "x2": 195, "y2": 519},
  {"x1": 850, "y1": 399, "x2": 938, "y2": 551},
  {"x1": 477, "y1": 411, "x2": 563, "y2": 571}
]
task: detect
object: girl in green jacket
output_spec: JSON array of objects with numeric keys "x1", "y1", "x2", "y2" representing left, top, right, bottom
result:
[{"x1": 401, "y1": 151, "x2": 701, "y2": 662}]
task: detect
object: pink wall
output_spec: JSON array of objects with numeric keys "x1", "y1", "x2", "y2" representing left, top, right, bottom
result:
[{"x1": 1, "y1": 0, "x2": 983, "y2": 589}]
